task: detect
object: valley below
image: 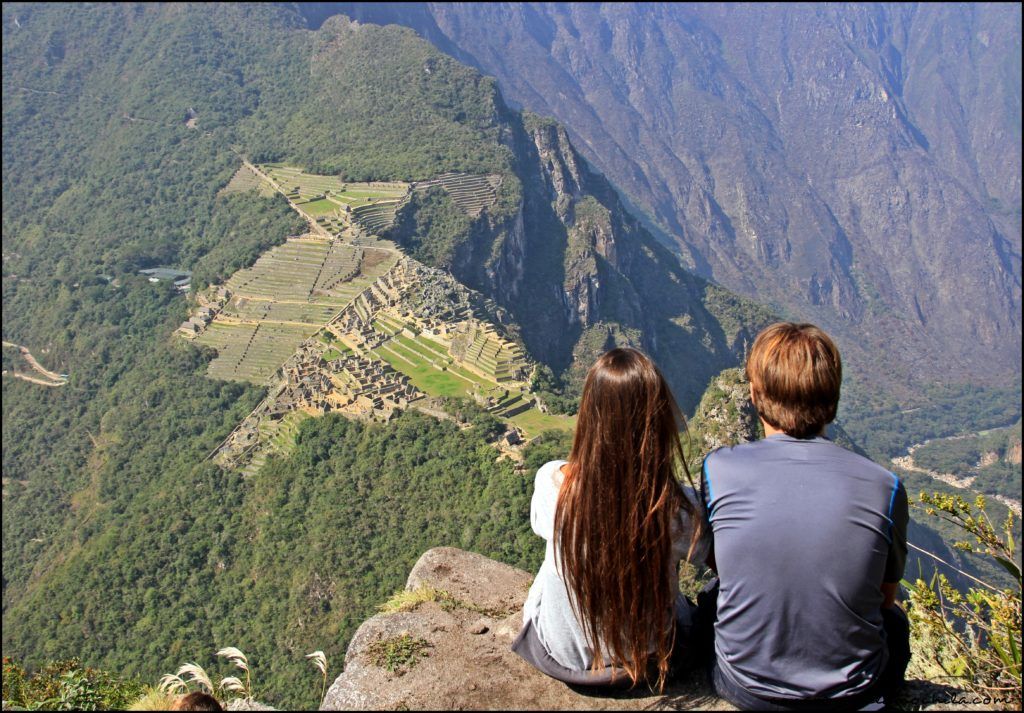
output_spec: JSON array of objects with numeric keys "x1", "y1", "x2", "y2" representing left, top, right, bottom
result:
[{"x1": 892, "y1": 423, "x2": 1023, "y2": 516}]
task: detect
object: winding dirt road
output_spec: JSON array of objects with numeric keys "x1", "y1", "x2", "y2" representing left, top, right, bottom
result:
[
  {"x1": 2, "y1": 341, "x2": 67, "y2": 386},
  {"x1": 892, "y1": 437, "x2": 1021, "y2": 516}
]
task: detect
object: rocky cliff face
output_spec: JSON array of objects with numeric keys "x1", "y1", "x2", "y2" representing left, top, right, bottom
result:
[
  {"x1": 387, "y1": 79, "x2": 775, "y2": 408},
  {"x1": 307, "y1": 2, "x2": 1023, "y2": 388},
  {"x1": 687, "y1": 368, "x2": 762, "y2": 461}
]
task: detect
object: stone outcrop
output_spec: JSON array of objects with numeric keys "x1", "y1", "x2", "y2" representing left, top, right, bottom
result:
[
  {"x1": 687, "y1": 368, "x2": 761, "y2": 459},
  {"x1": 320, "y1": 547, "x2": 972, "y2": 711},
  {"x1": 321, "y1": 547, "x2": 731, "y2": 711}
]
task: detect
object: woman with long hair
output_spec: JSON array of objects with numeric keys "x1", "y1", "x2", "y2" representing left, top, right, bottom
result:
[{"x1": 512, "y1": 347, "x2": 708, "y2": 691}]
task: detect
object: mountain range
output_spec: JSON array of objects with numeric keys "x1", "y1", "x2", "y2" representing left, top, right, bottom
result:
[{"x1": 310, "y1": 1, "x2": 1022, "y2": 389}]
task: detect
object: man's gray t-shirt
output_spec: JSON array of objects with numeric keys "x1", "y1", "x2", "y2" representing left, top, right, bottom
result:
[{"x1": 703, "y1": 434, "x2": 908, "y2": 700}]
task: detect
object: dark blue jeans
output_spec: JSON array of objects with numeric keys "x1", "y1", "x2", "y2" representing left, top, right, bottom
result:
[{"x1": 699, "y1": 580, "x2": 911, "y2": 711}]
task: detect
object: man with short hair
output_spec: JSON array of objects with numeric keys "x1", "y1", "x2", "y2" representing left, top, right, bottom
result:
[{"x1": 701, "y1": 322, "x2": 910, "y2": 710}]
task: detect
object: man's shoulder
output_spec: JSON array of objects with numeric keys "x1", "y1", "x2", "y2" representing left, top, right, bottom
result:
[
  {"x1": 703, "y1": 439, "x2": 770, "y2": 468},
  {"x1": 705, "y1": 437, "x2": 895, "y2": 483},
  {"x1": 821, "y1": 440, "x2": 898, "y2": 483}
]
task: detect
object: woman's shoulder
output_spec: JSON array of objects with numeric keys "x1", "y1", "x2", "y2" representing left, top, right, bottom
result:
[{"x1": 534, "y1": 459, "x2": 568, "y2": 493}]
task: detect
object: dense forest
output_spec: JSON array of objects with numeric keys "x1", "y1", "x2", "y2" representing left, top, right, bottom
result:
[
  {"x1": 7, "y1": 408, "x2": 552, "y2": 709},
  {"x1": 2, "y1": 2, "x2": 1020, "y2": 708}
]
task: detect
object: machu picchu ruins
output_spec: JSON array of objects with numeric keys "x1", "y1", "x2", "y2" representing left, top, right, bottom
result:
[{"x1": 187, "y1": 162, "x2": 571, "y2": 475}]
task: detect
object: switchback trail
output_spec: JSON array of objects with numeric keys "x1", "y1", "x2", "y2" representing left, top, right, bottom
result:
[{"x1": 2, "y1": 341, "x2": 67, "y2": 386}]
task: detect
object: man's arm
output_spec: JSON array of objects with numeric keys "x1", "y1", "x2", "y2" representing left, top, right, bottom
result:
[
  {"x1": 882, "y1": 479, "x2": 909, "y2": 608},
  {"x1": 699, "y1": 457, "x2": 717, "y2": 573}
]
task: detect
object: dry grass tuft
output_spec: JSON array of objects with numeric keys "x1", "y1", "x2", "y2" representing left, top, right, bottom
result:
[
  {"x1": 175, "y1": 663, "x2": 214, "y2": 694},
  {"x1": 378, "y1": 584, "x2": 509, "y2": 618},
  {"x1": 379, "y1": 585, "x2": 457, "y2": 613},
  {"x1": 158, "y1": 673, "x2": 188, "y2": 695},
  {"x1": 306, "y1": 650, "x2": 329, "y2": 706},
  {"x1": 128, "y1": 688, "x2": 179, "y2": 710},
  {"x1": 305, "y1": 650, "x2": 327, "y2": 677}
]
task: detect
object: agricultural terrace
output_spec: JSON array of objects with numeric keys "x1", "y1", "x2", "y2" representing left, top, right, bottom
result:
[
  {"x1": 260, "y1": 164, "x2": 409, "y2": 236},
  {"x1": 191, "y1": 238, "x2": 397, "y2": 384},
  {"x1": 240, "y1": 410, "x2": 310, "y2": 477},
  {"x1": 365, "y1": 309, "x2": 572, "y2": 436},
  {"x1": 413, "y1": 172, "x2": 502, "y2": 217},
  {"x1": 218, "y1": 164, "x2": 274, "y2": 197}
]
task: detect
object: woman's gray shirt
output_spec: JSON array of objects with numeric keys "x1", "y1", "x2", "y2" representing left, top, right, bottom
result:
[{"x1": 522, "y1": 460, "x2": 709, "y2": 672}]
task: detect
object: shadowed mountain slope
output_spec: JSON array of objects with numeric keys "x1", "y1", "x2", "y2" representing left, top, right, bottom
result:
[{"x1": 308, "y1": 2, "x2": 1022, "y2": 389}]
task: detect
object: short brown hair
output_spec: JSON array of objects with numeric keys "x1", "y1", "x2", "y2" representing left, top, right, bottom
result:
[{"x1": 745, "y1": 322, "x2": 842, "y2": 438}]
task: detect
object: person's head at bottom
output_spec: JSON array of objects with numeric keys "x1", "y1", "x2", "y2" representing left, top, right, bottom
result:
[{"x1": 171, "y1": 691, "x2": 223, "y2": 711}]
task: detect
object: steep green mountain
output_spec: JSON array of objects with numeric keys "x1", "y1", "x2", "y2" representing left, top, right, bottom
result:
[{"x1": 2, "y1": 4, "x2": 768, "y2": 707}]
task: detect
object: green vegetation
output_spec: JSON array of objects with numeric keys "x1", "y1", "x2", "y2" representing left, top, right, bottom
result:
[
  {"x1": 839, "y1": 379, "x2": 1022, "y2": 460},
  {"x1": 4, "y1": 409, "x2": 546, "y2": 708},
  {"x1": 299, "y1": 198, "x2": 341, "y2": 217},
  {"x1": 911, "y1": 422, "x2": 1022, "y2": 501},
  {"x1": 387, "y1": 187, "x2": 472, "y2": 267},
  {"x1": 507, "y1": 407, "x2": 575, "y2": 438},
  {"x1": 905, "y1": 494, "x2": 1021, "y2": 707},
  {"x1": 379, "y1": 584, "x2": 510, "y2": 619},
  {"x1": 372, "y1": 344, "x2": 475, "y2": 398},
  {"x1": 366, "y1": 635, "x2": 431, "y2": 674},
  {"x1": 2, "y1": 658, "x2": 146, "y2": 711}
]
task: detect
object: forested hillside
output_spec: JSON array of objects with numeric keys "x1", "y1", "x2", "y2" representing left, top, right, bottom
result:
[{"x1": 1, "y1": 4, "x2": 761, "y2": 706}]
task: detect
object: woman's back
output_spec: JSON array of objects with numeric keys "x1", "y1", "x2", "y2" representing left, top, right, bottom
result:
[
  {"x1": 522, "y1": 460, "x2": 705, "y2": 673},
  {"x1": 512, "y1": 348, "x2": 707, "y2": 690}
]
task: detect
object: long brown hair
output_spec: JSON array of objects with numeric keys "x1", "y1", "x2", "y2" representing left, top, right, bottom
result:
[{"x1": 554, "y1": 347, "x2": 700, "y2": 690}]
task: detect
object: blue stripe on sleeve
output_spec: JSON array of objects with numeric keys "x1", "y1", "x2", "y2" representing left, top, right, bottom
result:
[
  {"x1": 886, "y1": 472, "x2": 900, "y2": 544},
  {"x1": 703, "y1": 460, "x2": 716, "y2": 521}
]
